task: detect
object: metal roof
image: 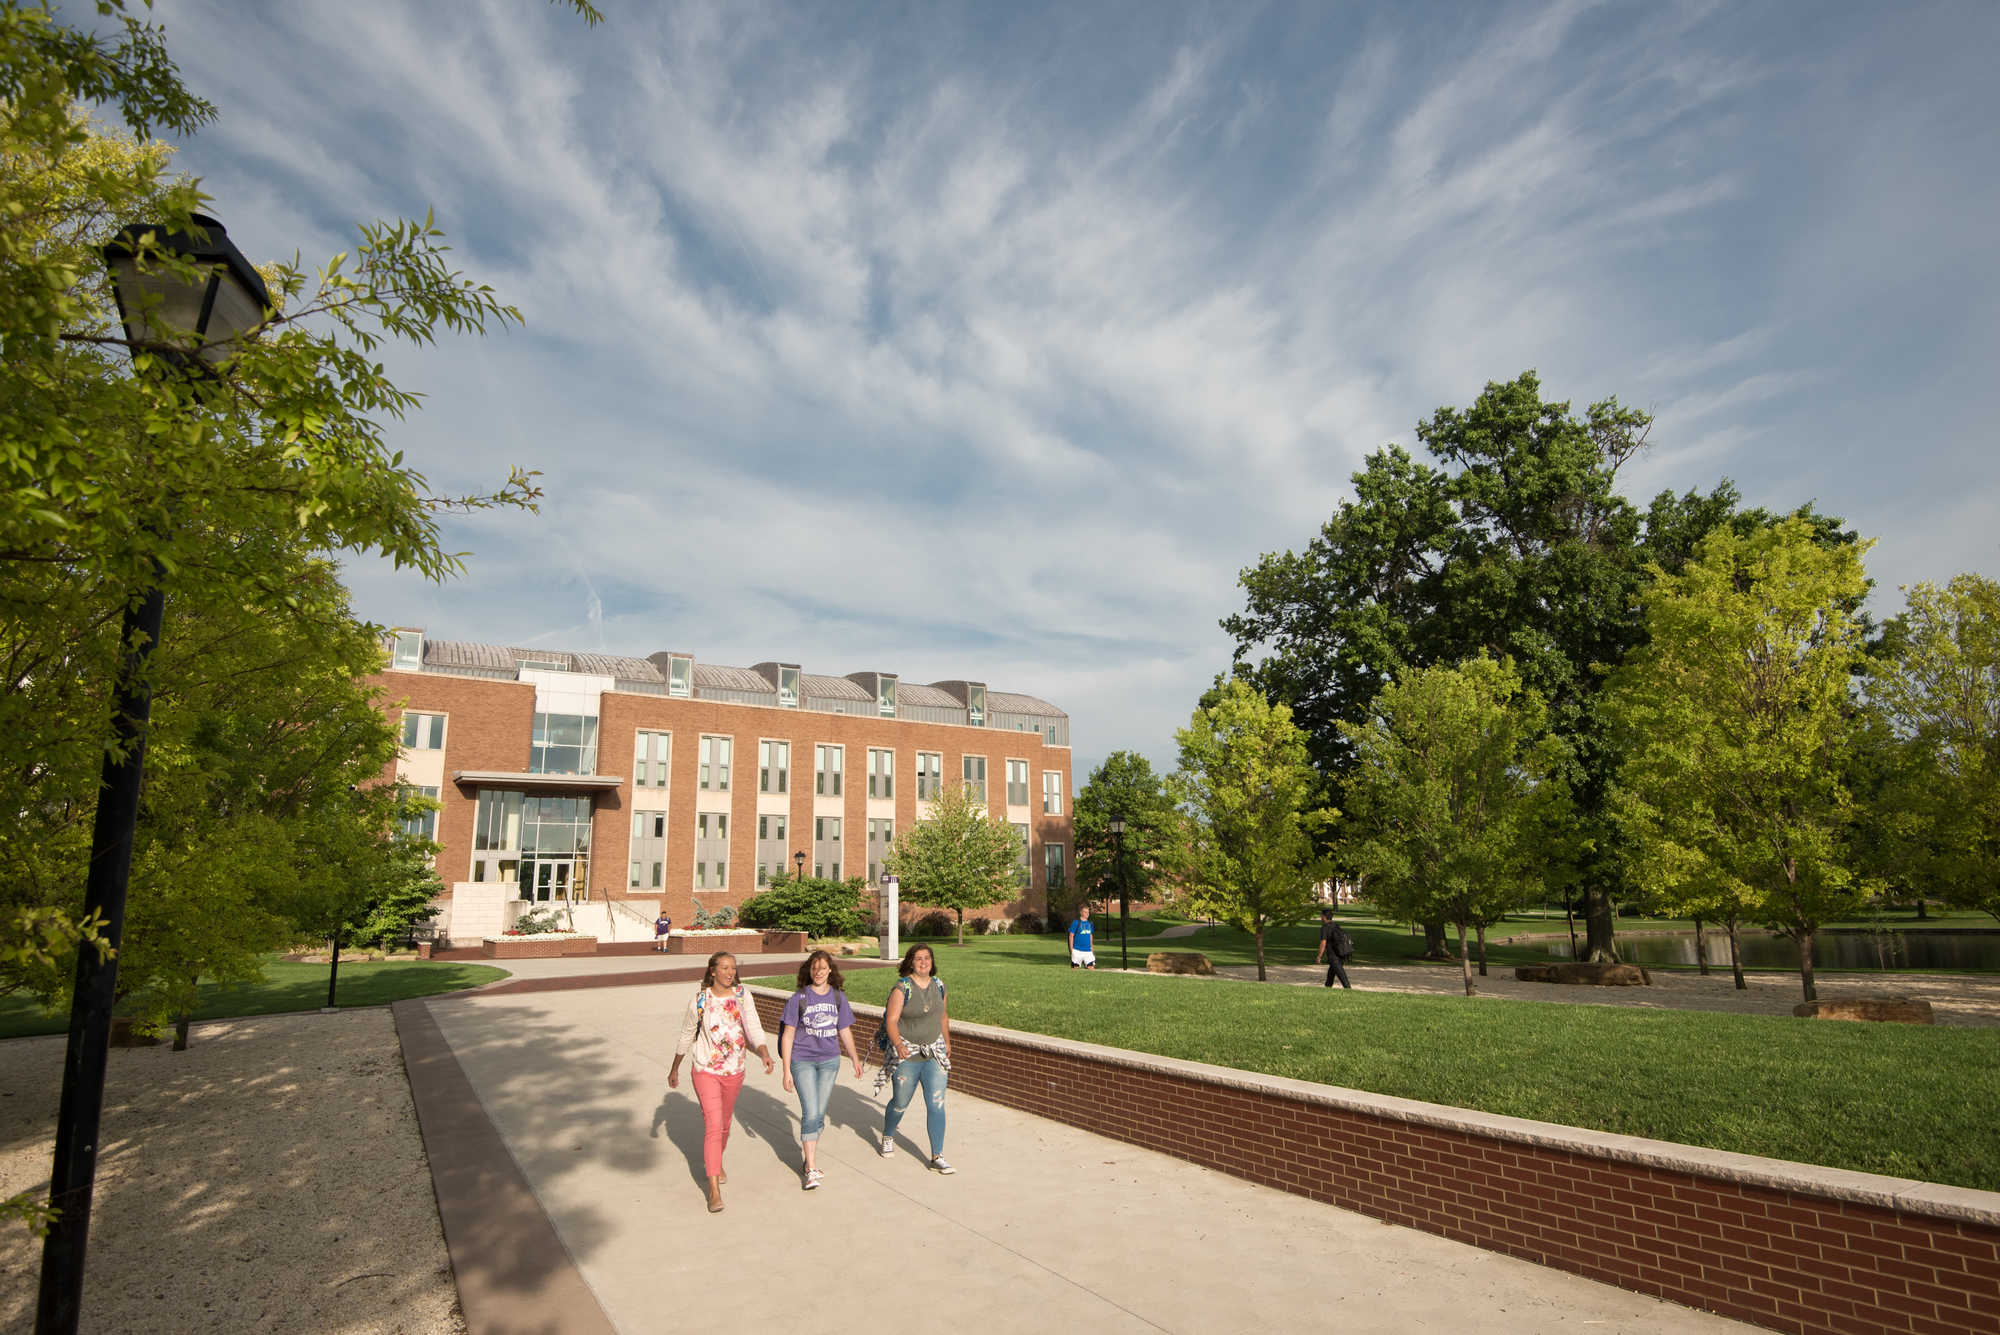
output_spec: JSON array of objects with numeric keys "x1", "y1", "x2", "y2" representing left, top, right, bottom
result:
[
  {"x1": 896, "y1": 682, "x2": 961, "y2": 709},
  {"x1": 693, "y1": 663, "x2": 776, "y2": 693},
  {"x1": 801, "y1": 673, "x2": 871, "y2": 701},
  {"x1": 420, "y1": 640, "x2": 663, "y2": 684},
  {"x1": 988, "y1": 690, "x2": 1065, "y2": 718}
]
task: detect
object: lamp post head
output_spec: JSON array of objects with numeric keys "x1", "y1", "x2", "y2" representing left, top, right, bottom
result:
[
  {"x1": 794, "y1": 850, "x2": 807, "y2": 879},
  {"x1": 1108, "y1": 815, "x2": 1126, "y2": 838},
  {"x1": 103, "y1": 213, "x2": 271, "y2": 374}
]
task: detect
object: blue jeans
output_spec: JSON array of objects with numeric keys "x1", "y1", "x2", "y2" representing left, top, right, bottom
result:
[
  {"x1": 790, "y1": 1057, "x2": 840, "y2": 1142},
  {"x1": 883, "y1": 1057, "x2": 947, "y2": 1155}
]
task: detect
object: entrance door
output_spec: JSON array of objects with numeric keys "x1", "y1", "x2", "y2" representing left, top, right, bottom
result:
[{"x1": 532, "y1": 860, "x2": 573, "y2": 903}]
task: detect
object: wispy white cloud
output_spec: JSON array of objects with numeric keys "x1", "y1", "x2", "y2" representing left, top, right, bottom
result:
[{"x1": 159, "y1": 0, "x2": 2000, "y2": 776}]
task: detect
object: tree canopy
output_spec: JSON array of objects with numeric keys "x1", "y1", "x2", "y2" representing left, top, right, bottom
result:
[
  {"x1": 888, "y1": 781, "x2": 1022, "y2": 945},
  {"x1": 1073, "y1": 749, "x2": 1184, "y2": 917}
]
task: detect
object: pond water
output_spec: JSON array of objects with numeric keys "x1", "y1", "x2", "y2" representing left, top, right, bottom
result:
[{"x1": 1539, "y1": 929, "x2": 2000, "y2": 971}]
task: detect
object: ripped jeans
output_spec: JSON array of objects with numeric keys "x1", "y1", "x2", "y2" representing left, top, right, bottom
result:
[{"x1": 882, "y1": 1056, "x2": 947, "y2": 1156}]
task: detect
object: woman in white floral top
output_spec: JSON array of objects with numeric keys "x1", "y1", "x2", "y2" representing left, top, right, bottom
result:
[{"x1": 668, "y1": 951, "x2": 773, "y2": 1212}]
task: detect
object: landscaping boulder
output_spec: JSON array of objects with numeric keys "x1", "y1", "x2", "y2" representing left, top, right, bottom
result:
[
  {"x1": 1792, "y1": 997, "x2": 1934, "y2": 1025},
  {"x1": 1147, "y1": 951, "x2": 1215, "y2": 976},
  {"x1": 1514, "y1": 962, "x2": 1653, "y2": 986}
]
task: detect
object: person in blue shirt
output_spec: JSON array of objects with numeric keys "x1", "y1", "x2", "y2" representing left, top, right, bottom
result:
[{"x1": 1068, "y1": 904, "x2": 1097, "y2": 969}]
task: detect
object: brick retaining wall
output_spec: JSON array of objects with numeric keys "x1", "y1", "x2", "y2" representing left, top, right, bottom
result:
[{"x1": 751, "y1": 989, "x2": 2000, "y2": 1335}]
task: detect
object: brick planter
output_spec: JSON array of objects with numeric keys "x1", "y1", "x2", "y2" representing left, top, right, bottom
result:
[
  {"x1": 667, "y1": 931, "x2": 761, "y2": 956},
  {"x1": 760, "y1": 930, "x2": 807, "y2": 953},
  {"x1": 481, "y1": 935, "x2": 599, "y2": 959},
  {"x1": 749, "y1": 990, "x2": 2000, "y2": 1335}
]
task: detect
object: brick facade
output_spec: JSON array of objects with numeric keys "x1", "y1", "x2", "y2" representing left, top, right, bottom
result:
[
  {"x1": 750, "y1": 989, "x2": 2000, "y2": 1335},
  {"x1": 366, "y1": 665, "x2": 1072, "y2": 928}
]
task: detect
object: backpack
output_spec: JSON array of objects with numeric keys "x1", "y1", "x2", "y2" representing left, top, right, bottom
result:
[
  {"x1": 873, "y1": 976, "x2": 945, "y2": 1052},
  {"x1": 1331, "y1": 926, "x2": 1355, "y2": 960}
]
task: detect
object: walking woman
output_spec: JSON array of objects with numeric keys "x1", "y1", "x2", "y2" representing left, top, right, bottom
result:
[
  {"x1": 667, "y1": 951, "x2": 774, "y2": 1212},
  {"x1": 779, "y1": 949, "x2": 864, "y2": 1190},
  {"x1": 879, "y1": 943, "x2": 954, "y2": 1174}
]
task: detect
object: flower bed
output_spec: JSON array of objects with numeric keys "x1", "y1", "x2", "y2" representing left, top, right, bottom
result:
[
  {"x1": 481, "y1": 933, "x2": 599, "y2": 959},
  {"x1": 664, "y1": 929, "x2": 761, "y2": 956}
]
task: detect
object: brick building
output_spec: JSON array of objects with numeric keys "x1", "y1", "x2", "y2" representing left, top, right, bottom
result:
[{"x1": 369, "y1": 630, "x2": 1072, "y2": 942}]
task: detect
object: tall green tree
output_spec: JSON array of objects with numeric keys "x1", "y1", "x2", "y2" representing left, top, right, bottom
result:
[
  {"x1": 1606, "y1": 518, "x2": 1877, "y2": 1001},
  {"x1": 1339, "y1": 655, "x2": 1572, "y2": 996},
  {"x1": 888, "y1": 781, "x2": 1023, "y2": 946},
  {"x1": 1073, "y1": 750, "x2": 1184, "y2": 918},
  {"x1": 1864, "y1": 574, "x2": 2000, "y2": 921},
  {"x1": 1171, "y1": 680, "x2": 1332, "y2": 980}
]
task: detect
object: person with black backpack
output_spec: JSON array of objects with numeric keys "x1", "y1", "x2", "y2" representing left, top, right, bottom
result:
[{"x1": 1316, "y1": 907, "x2": 1354, "y2": 989}]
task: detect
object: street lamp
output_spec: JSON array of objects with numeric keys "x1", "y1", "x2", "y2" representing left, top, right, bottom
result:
[
  {"x1": 38, "y1": 214, "x2": 271, "y2": 1335},
  {"x1": 1109, "y1": 814, "x2": 1128, "y2": 971},
  {"x1": 794, "y1": 849, "x2": 807, "y2": 884}
]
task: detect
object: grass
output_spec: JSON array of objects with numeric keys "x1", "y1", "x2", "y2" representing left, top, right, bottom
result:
[
  {"x1": 744, "y1": 928, "x2": 2000, "y2": 1191},
  {"x1": 0, "y1": 960, "x2": 509, "y2": 1041}
]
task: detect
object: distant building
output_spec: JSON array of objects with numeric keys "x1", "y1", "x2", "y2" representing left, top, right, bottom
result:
[{"x1": 370, "y1": 630, "x2": 1072, "y2": 942}]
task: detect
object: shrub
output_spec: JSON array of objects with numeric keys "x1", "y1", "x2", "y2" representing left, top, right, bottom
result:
[
  {"x1": 513, "y1": 906, "x2": 564, "y2": 935},
  {"x1": 692, "y1": 903, "x2": 737, "y2": 929},
  {"x1": 735, "y1": 877, "x2": 868, "y2": 938},
  {"x1": 910, "y1": 910, "x2": 955, "y2": 938},
  {"x1": 1012, "y1": 911, "x2": 1045, "y2": 935},
  {"x1": 972, "y1": 916, "x2": 1009, "y2": 936}
]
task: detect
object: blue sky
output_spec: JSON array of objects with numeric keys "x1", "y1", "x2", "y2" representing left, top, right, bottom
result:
[{"x1": 153, "y1": 0, "x2": 1999, "y2": 781}]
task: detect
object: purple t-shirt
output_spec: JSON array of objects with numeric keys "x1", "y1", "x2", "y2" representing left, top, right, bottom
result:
[{"x1": 780, "y1": 986, "x2": 854, "y2": 1062}]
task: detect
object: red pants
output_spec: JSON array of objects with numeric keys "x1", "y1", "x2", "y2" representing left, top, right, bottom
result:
[{"x1": 691, "y1": 1070, "x2": 744, "y2": 1178}]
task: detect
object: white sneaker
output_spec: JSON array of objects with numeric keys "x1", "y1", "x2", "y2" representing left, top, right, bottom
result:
[
  {"x1": 802, "y1": 1169, "x2": 822, "y2": 1190},
  {"x1": 929, "y1": 1155, "x2": 956, "y2": 1175},
  {"x1": 880, "y1": 1136, "x2": 896, "y2": 1157}
]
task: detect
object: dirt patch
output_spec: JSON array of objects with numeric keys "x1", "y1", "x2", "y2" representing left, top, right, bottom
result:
[{"x1": 0, "y1": 1009, "x2": 464, "y2": 1334}]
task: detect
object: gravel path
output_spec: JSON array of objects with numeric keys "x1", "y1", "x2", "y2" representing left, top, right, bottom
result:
[
  {"x1": 0, "y1": 1009, "x2": 463, "y2": 1335},
  {"x1": 1212, "y1": 958, "x2": 2000, "y2": 1025}
]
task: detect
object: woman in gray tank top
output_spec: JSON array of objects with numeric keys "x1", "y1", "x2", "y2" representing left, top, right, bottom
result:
[{"x1": 880, "y1": 944, "x2": 954, "y2": 1174}]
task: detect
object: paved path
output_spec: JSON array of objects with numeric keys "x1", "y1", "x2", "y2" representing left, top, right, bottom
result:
[{"x1": 410, "y1": 979, "x2": 1758, "y2": 1335}]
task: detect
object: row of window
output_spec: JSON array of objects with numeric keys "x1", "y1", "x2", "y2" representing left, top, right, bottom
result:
[
  {"x1": 400, "y1": 712, "x2": 1066, "y2": 813},
  {"x1": 624, "y1": 813, "x2": 1068, "y2": 892}
]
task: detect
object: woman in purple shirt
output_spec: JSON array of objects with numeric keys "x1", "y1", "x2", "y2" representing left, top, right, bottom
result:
[{"x1": 779, "y1": 950, "x2": 863, "y2": 1190}]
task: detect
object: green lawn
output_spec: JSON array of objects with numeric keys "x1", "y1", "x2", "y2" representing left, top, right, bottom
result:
[
  {"x1": 0, "y1": 960, "x2": 509, "y2": 1041},
  {"x1": 746, "y1": 929, "x2": 2000, "y2": 1191}
]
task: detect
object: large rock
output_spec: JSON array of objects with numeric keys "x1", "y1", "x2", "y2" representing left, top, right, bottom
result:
[
  {"x1": 1793, "y1": 997, "x2": 1934, "y2": 1025},
  {"x1": 1514, "y1": 962, "x2": 1653, "y2": 986},
  {"x1": 1147, "y1": 951, "x2": 1215, "y2": 976}
]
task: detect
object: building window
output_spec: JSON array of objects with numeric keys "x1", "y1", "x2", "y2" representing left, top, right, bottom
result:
[
  {"x1": 1006, "y1": 759, "x2": 1029, "y2": 806},
  {"x1": 757, "y1": 813, "x2": 787, "y2": 887},
  {"x1": 877, "y1": 676, "x2": 897, "y2": 717},
  {"x1": 667, "y1": 654, "x2": 693, "y2": 697},
  {"x1": 398, "y1": 785, "x2": 440, "y2": 840},
  {"x1": 778, "y1": 665, "x2": 800, "y2": 708},
  {"x1": 962, "y1": 755, "x2": 987, "y2": 803},
  {"x1": 698, "y1": 812, "x2": 728, "y2": 840},
  {"x1": 814, "y1": 816, "x2": 841, "y2": 843},
  {"x1": 758, "y1": 813, "x2": 786, "y2": 842},
  {"x1": 629, "y1": 811, "x2": 666, "y2": 889},
  {"x1": 1043, "y1": 769, "x2": 1062, "y2": 816},
  {"x1": 530, "y1": 712, "x2": 598, "y2": 774},
  {"x1": 916, "y1": 751, "x2": 943, "y2": 800},
  {"x1": 1012, "y1": 822, "x2": 1031, "y2": 888},
  {"x1": 760, "y1": 739, "x2": 789, "y2": 794},
  {"x1": 868, "y1": 748, "x2": 893, "y2": 799},
  {"x1": 815, "y1": 744, "x2": 843, "y2": 797},
  {"x1": 968, "y1": 684, "x2": 986, "y2": 727},
  {"x1": 401, "y1": 711, "x2": 445, "y2": 750},
  {"x1": 516, "y1": 656, "x2": 563, "y2": 674},
  {"x1": 699, "y1": 735, "x2": 732, "y2": 791},
  {"x1": 1045, "y1": 842, "x2": 1065, "y2": 892},
  {"x1": 868, "y1": 818, "x2": 894, "y2": 884},
  {"x1": 391, "y1": 630, "x2": 423, "y2": 671},
  {"x1": 634, "y1": 730, "x2": 670, "y2": 788}
]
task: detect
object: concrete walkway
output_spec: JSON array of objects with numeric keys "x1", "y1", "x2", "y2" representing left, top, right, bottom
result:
[{"x1": 408, "y1": 978, "x2": 1759, "y2": 1335}]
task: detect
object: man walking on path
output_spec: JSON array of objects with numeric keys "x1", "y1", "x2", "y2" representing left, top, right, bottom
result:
[
  {"x1": 1316, "y1": 908, "x2": 1353, "y2": 989},
  {"x1": 1068, "y1": 905, "x2": 1097, "y2": 969}
]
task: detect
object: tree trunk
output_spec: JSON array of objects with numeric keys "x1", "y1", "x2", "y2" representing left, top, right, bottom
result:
[
  {"x1": 1458, "y1": 921, "x2": 1475, "y2": 996},
  {"x1": 1693, "y1": 918, "x2": 1710, "y2": 975},
  {"x1": 1915, "y1": 898, "x2": 1927, "y2": 921},
  {"x1": 1254, "y1": 924, "x2": 1267, "y2": 981},
  {"x1": 1475, "y1": 924, "x2": 1488, "y2": 977},
  {"x1": 956, "y1": 909, "x2": 965, "y2": 947},
  {"x1": 1581, "y1": 885, "x2": 1619, "y2": 963},
  {"x1": 1422, "y1": 920, "x2": 1450, "y2": 960},
  {"x1": 1797, "y1": 929, "x2": 1817, "y2": 1002},
  {"x1": 171, "y1": 972, "x2": 197, "y2": 1052},
  {"x1": 1726, "y1": 917, "x2": 1746, "y2": 990},
  {"x1": 1564, "y1": 895, "x2": 1578, "y2": 959}
]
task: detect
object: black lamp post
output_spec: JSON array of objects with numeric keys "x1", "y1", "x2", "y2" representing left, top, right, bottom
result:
[
  {"x1": 794, "y1": 849, "x2": 807, "y2": 884},
  {"x1": 38, "y1": 215, "x2": 270, "y2": 1335},
  {"x1": 1109, "y1": 814, "x2": 1128, "y2": 971}
]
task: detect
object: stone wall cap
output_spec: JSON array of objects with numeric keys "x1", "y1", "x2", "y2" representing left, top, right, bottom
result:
[{"x1": 745, "y1": 985, "x2": 2000, "y2": 1229}]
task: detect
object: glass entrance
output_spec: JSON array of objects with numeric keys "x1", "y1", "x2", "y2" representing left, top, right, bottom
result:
[{"x1": 529, "y1": 858, "x2": 570, "y2": 903}]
